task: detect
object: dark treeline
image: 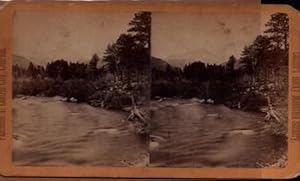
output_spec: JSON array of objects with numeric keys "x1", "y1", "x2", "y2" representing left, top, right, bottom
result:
[
  {"x1": 13, "y1": 11, "x2": 151, "y2": 110},
  {"x1": 14, "y1": 54, "x2": 101, "y2": 81},
  {"x1": 152, "y1": 57, "x2": 240, "y2": 104},
  {"x1": 152, "y1": 13, "x2": 289, "y2": 112},
  {"x1": 13, "y1": 12, "x2": 288, "y2": 113}
]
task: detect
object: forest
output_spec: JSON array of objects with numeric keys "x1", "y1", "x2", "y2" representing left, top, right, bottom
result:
[
  {"x1": 13, "y1": 12, "x2": 150, "y2": 104},
  {"x1": 152, "y1": 13, "x2": 288, "y2": 137},
  {"x1": 153, "y1": 13, "x2": 288, "y2": 106},
  {"x1": 13, "y1": 11, "x2": 151, "y2": 134},
  {"x1": 13, "y1": 12, "x2": 289, "y2": 137}
]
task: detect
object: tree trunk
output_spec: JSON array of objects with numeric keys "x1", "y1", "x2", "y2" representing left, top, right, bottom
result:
[
  {"x1": 251, "y1": 63, "x2": 256, "y2": 85},
  {"x1": 115, "y1": 62, "x2": 119, "y2": 82},
  {"x1": 127, "y1": 69, "x2": 131, "y2": 87}
]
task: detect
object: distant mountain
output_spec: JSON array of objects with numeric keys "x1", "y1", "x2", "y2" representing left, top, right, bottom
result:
[
  {"x1": 151, "y1": 56, "x2": 182, "y2": 72},
  {"x1": 13, "y1": 54, "x2": 31, "y2": 68},
  {"x1": 164, "y1": 58, "x2": 188, "y2": 68},
  {"x1": 151, "y1": 57, "x2": 180, "y2": 71},
  {"x1": 164, "y1": 47, "x2": 224, "y2": 67},
  {"x1": 151, "y1": 57, "x2": 170, "y2": 71}
]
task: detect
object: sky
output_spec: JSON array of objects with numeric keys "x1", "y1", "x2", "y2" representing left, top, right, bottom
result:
[
  {"x1": 13, "y1": 11, "x2": 134, "y2": 65},
  {"x1": 152, "y1": 12, "x2": 267, "y2": 67},
  {"x1": 13, "y1": 10, "x2": 273, "y2": 67}
]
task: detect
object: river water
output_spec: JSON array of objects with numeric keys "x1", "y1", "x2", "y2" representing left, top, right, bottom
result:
[
  {"x1": 150, "y1": 99, "x2": 287, "y2": 168},
  {"x1": 13, "y1": 97, "x2": 286, "y2": 167},
  {"x1": 13, "y1": 96, "x2": 149, "y2": 166}
]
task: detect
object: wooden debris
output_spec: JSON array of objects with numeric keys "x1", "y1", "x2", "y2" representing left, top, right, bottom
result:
[
  {"x1": 127, "y1": 95, "x2": 147, "y2": 123},
  {"x1": 264, "y1": 96, "x2": 282, "y2": 123}
]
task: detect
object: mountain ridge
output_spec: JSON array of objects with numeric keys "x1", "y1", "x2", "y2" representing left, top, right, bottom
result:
[{"x1": 13, "y1": 54, "x2": 31, "y2": 68}]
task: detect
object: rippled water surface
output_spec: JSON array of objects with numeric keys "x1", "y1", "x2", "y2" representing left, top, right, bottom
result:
[
  {"x1": 13, "y1": 96, "x2": 149, "y2": 166},
  {"x1": 13, "y1": 97, "x2": 286, "y2": 167},
  {"x1": 150, "y1": 99, "x2": 287, "y2": 168}
]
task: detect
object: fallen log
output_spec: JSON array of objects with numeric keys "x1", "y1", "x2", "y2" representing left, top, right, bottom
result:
[
  {"x1": 127, "y1": 95, "x2": 147, "y2": 124},
  {"x1": 264, "y1": 96, "x2": 282, "y2": 123}
]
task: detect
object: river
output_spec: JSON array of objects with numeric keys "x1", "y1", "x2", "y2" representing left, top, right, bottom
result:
[
  {"x1": 149, "y1": 98, "x2": 287, "y2": 168},
  {"x1": 13, "y1": 96, "x2": 149, "y2": 166},
  {"x1": 13, "y1": 96, "x2": 286, "y2": 167}
]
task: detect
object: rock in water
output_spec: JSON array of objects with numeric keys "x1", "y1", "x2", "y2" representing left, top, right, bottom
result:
[
  {"x1": 70, "y1": 97, "x2": 77, "y2": 102},
  {"x1": 207, "y1": 98, "x2": 215, "y2": 104},
  {"x1": 149, "y1": 141, "x2": 160, "y2": 151}
]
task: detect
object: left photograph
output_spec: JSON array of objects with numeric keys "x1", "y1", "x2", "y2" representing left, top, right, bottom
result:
[{"x1": 12, "y1": 11, "x2": 151, "y2": 166}]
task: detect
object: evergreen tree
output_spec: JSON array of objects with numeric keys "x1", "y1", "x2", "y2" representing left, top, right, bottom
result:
[
  {"x1": 115, "y1": 33, "x2": 136, "y2": 86},
  {"x1": 27, "y1": 62, "x2": 38, "y2": 78},
  {"x1": 127, "y1": 12, "x2": 151, "y2": 84},
  {"x1": 87, "y1": 54, "x2": 100, "y2": 80},
  {"x1": 128, "y1": 12, "x2": 151, "y2": 49},
  {"x1": 264, "y1": 13, "x2": 289, "y2": 52},
  {"x1": 103, "y1": 43, "x2": 120, "y2": 81}
]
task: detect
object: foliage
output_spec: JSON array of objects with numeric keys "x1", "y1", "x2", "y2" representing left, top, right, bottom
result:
[
  {"x1": 151, "y1": 12, "x2": 288, "y2": 115},
  {"x1": 46, "y1": 60, "x2": 69, "y2": 80},
  {"x1": 183, "y1": 61, "x2": 207, "y2": 82},
  {"x1": 103, "y1": 12, "x2": 151, "y2": 86},
  {"x1": 12, "y1": 12, "x2": 289, "y2": 125},
  {"x1": 13, "y1": 11, "x2": 151, "y2": 113},
  {"x1": 87, "y1": 54, "x2": 100, "y2": 80},
  {"x1": 60, "y1": 79, "x2": 96, "y2": 102},
  {"x1": 264, "y1": 13, "x2": 289, "y2": 52},
  {"x1": 68, "y1": 62, "x2": 88, "y2": 79},
  {"x1": 13, "y1": 78, "x2": 57, "y2": 97}
]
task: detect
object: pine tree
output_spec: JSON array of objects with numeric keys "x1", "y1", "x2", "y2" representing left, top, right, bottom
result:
[
  {"x1": 87, "y1": 54, "x2": 100, "y2": 80},
  {"x1": 127, "y1": 12, "x2": 151, "y2": 84},
  {"x1": 264, "y1": 13, "x2": 289, "y2": 52},
  {"x1": 128, "y1": 12, "x2": 151, "y2": 49},
  {"x1": 103, "y1": 43, "x2": 120, "y2": 81},
  {"x1": 264, "y1": 13, "x2": 289, "y2": 66}
]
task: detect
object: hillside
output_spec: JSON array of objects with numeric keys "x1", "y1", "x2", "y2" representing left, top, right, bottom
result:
[
  {"x1": 151, "y1": 57, "x2": 181, "y2": 72},
  {"x1": 13, "y1": 54, "x2": 31, "y2": 68}
]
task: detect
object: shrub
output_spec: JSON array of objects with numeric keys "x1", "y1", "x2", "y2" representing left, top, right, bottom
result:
[
  {"x1": 151, "y1": 81, "x2": 179, "y2": 98},
  {"x1": 181, "y1": 84, "x2": 203, "y2": 99},
  {"x1": 60, "y1": 79, "x2": 96, "y2": 102},
  {"x1": 43, "y1": 79, "x2": 61, "y2": 97},
  {"x1": 240, "y1": 91, "x2": 268, "y2": 111},
  {"x1": 102, "y1": 89, "x2": 132, "y2": 109},
  {"x1": 13, "y1": 78, "x2": 56, "y2": 97}
]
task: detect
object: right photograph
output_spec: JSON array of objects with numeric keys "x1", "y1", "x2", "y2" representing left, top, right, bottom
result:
[{"x1": 150, "y1": 11, "x2": 288, "y2": 168}]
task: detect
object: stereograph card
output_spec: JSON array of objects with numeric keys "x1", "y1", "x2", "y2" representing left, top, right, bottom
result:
[{"x1": 0, "y1": 1, "x2": 300, "y2": 179}]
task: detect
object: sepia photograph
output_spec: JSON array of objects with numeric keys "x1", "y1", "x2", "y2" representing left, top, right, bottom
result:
[
  {"x1": 11, "y1": 8, "x2": 289, "y2": 169},
  {"x1": 150, "y1": 11, "x2": 288, "y2": 168},
  {"x1": 2, "y1": 0, "x2": 300, "y2": 178},
  {"x1": 12, "y1": 11, "x2": 151, "y2": 166}
]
